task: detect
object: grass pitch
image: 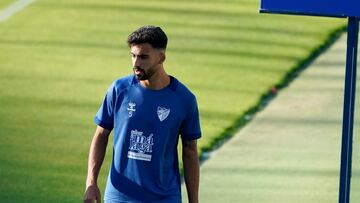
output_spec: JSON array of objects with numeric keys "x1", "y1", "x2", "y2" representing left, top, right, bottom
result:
[
  {"x1": 0, "y1": 0, "x2": 345, "y2": 202},
  {"x1": 351, "y1": 76, "x2": 360, "y2": 202},
  {"x1": 0, "y1": 0, "x2": 14, "y2": 9},
  {"x1": 185, "y1": 34, "x2": 359, "y2": 203}
]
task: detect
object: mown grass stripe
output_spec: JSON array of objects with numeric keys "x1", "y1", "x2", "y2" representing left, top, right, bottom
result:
[{"x1": 0, "y1": 0, "x2": 346, "y2": 202}]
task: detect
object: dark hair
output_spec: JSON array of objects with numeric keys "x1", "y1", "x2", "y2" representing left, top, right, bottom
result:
[{"x1": 127, "y1": 25, "x2": 167, "y2": 49}]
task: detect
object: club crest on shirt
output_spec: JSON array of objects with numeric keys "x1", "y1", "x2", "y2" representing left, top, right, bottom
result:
[
  {"x1": 127, "y1": 101, "x2": 136, "y2": 117},
  {"x1": 157, "y1": 106, "x2": 170, "y2": 122}
]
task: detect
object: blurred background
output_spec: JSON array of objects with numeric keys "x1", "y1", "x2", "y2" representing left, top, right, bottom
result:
[{"x1": 0, "y1": 0, "x2": 351, "y2": 202}]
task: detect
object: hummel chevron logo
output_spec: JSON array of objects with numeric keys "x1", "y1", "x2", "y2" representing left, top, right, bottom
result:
[{"x1": 127, "y1": 101, "x2": 136, "y2": 117}]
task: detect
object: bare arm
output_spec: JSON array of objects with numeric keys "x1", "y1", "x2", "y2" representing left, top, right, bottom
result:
[
  {"x1": 182, "y1": 139, "x2": 200, "y2": 203},
  {"x1": 84, "y1": 126, "x2": 111, "y2": 203}
]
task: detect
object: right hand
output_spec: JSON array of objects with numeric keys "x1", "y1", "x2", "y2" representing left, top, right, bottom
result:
[{"x1": 83, "y1": 185, "x2": 101, "y2": 203}]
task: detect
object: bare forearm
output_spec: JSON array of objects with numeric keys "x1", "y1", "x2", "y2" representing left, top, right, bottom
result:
[
  {"x1": 183, "y1": 140, "x2": 200, "y2": 203},
  {"x1": 86, "y1": 127, "x2": 110, "y2": 187}
]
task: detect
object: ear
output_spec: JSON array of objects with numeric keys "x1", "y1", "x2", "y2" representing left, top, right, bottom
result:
[{"x1": 159, "y1": 52, "x2": 166, "y2": 64}]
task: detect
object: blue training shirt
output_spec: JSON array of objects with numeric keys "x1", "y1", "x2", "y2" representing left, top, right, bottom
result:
[{"x1": 94, "y1": 75, "x2": 201, "y2": 203}]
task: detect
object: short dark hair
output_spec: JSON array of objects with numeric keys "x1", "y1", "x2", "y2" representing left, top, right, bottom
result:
[{"x1": 127, "y1": 25, "x2": 168, "y2": 49}]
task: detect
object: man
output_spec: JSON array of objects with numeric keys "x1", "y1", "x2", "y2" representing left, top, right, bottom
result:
[{"x1": 84, "y1": 26, "x2": 201, "y2": 203}]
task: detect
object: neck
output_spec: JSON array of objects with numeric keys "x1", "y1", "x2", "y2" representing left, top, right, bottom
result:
[{"x1": 140, "y1": 68, "x2": 170, "y2": 90}]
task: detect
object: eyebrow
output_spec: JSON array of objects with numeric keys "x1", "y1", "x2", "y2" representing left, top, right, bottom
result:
[{"x1": 130, "y1": 52, "x2": 149, "y2": 57}]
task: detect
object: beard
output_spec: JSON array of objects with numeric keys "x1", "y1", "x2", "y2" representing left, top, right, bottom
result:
[{"x1": 133, "y1": 67, "x2": 149, "y2": 81}]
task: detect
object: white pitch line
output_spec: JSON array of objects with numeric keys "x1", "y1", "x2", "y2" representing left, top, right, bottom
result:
[{"x1": 0, "y1": 0, "x2": 35, "y2": 22}]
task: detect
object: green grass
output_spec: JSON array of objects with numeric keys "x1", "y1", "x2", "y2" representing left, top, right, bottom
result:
[
  {"x1": 351, "y1": 69, "x2": 360, "y2": 202},
  {"x1": 0, "y1": 0, "x2": 345, "y2": 202},
  {"x1": 184, "y1": 33, "x2": 352, "y2": 202},
  {"x1": 0, "y1": 0, "x2": 14, "y2": 9}
]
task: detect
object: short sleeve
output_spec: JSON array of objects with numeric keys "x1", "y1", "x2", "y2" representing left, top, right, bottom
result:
[
  {"x1": 180, "y1": 97, "x2": 201, "y2": 140},
  {"x1": 94, "y1": 83, "x2": 116, "y2": 130}
]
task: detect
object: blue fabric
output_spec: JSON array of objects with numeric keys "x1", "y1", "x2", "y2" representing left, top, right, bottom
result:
[{"x1": 94, "y1": 75, "x2": 201, "y2": 203}]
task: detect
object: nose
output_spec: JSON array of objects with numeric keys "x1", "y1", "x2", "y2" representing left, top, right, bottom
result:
[{"x1": 133, "y1": 56, "x2": 141, "y2": 68}]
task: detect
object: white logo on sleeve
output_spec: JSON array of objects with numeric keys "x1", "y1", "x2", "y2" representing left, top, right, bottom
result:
[
  {"x1": 157, "y1": 106, "x2": 170, "y2": 121},
  {"x1": 128, "y1": 129, "x2": 154, "y2": 162},
  {"x1": 127, "y1": 102, "x2": 136, "y2": 117}
]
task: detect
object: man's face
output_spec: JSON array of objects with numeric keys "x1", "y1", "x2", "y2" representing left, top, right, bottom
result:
[{"x1": 130, "y1": 43, "x2": 163, "y2": 81}]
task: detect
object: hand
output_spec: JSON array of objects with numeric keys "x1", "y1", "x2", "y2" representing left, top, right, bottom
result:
[{"x1": 83, "y1": 185, "x2": 101, "y2": 203}]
